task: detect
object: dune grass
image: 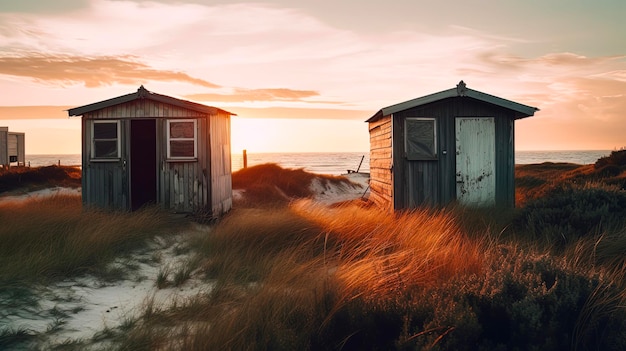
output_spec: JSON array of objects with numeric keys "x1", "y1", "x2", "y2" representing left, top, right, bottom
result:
[
  {"x1": 116, "y1": 202, "x2": 626, "y2": 350},
  {"x1": 0, "y1": 165, "x2": 81, "y2": 194},
  {"x1": 232, "y1": 163, "x2": 355, "y2": 207},
  {"x1": 97, "y1": 162, "x2": 626, "y2": 350},
  {"x1": 114, "y1": 205, "x2": 626, "y2": 350},
  {"x1": 0, "y1": 194, "x2": 184, "y2": 286},
  {"x1": 4, "y1": 162, "x2": 626, "y2": 350}
]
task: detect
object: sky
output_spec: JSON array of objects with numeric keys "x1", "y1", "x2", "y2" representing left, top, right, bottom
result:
[{"x1": 0, "y1": 0, "x2": 625, "y2": 154}]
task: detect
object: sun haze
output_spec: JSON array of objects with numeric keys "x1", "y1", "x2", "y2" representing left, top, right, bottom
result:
[{"x1": 0, "y1": 0, "x2": 625, "y2": 154}]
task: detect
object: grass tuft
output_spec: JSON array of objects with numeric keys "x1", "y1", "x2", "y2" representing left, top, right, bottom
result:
[
  {"x1": 0, "y1": 165, "x2": 81, "y2": 194},
  {"x1": 0, "y1": 326, "x2": 38, "y2": 350},
  {"x1": 0, "y1": 194, "x2": 185, "y2": 285}
]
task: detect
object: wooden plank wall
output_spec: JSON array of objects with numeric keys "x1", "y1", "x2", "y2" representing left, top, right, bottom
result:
[
  {"x1": 368, "y1": 115, "x2": 393, "y2": 210},
  {"x1": 0, "y1": 127, "x2": 7, "y2": 166},
  {"x1": 81, "y1": 118, "x2": 127, "y2": 209},
  {"x1": 7, "y1": 134, "x2": 17, "y2": 156},
  {"x1": 392, "y1": 97, "x2": 517, "y2": 209},
  {"x1": 6, "y1": 132, "x2": 25, "y2": 165},
  {"x1": 86, "y1": 100, "x2": 206, "y2": 119},
  {"x1": 159, "y1": 117, "x2": 204, "y2": 213},
  {"x1": 84, "y1": 162, "x2": 127, "y2": 209},
  {"x1": 15, "y1": 133, "x2": 25, "y2": 165},
  {"x1": 209, "y1": 112, "x2": 233, "y2": 216},
  {"x1": 82, "y1": 99, "x2": 233, "y2": 212},
  {"x1": 495, "y1": 117, "x2": 515, "y2": 207},
  {"x1": 162, "y1": 158, "x2": 204, "y2": 212}
]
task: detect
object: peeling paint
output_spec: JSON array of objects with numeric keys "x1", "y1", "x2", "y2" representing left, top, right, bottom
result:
[{"x1": 455, "y1": 118, "x2": 496, "y2": 206}]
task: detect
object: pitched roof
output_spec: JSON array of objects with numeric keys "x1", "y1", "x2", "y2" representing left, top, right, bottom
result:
[
  {"x1": 366, "y1": 81, "x2": 539, "y2": 122},
  {"x1": 68, "y1": 86, "x2": 235, "y2": 117}
]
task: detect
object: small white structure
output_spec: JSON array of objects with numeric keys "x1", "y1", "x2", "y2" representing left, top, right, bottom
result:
[{"x1": 0, "y1": 127, "x2": 25, "y2": 168}]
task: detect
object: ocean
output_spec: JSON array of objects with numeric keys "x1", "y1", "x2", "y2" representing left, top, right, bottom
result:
[{"x1": 24, "y1": 150, "x2": 613, "y2": 175}]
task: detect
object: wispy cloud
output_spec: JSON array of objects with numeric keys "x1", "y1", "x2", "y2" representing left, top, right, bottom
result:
[
  {"x1": 185, "y1": 88, "x2": 329, "y2": 103},
  {"x1": 0, "y1": 0, "x2": 625, "y2": 150},
  {"x1": 0, "y1": 106, "x2": 71, "y2": 119},
  {"x1": 0, "y1": 53, "x2": 220, "y2": 88}
]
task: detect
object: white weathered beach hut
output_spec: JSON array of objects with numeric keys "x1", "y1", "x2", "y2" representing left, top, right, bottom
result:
[
  {"x1": 0, "y1": 127, "x2": 25, "y2": 168},
  {"x1": 68, "y1": 86, "x2": 234, "y2": 214},
  {"x1": 367, "y1": 81, "x2": 538, "y2": 210}
]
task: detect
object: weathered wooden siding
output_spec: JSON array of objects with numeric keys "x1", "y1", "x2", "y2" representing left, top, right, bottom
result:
[
  {"x1": 390, "y1": 96, "x2": 516, "y2": 209},
  {"x1": 495, "y1": 117, "x2": 515, "y2": 207},
  {"x1": 159, "y1": 117, "x2": 206, "y2": 213},
  {"x1": 368, "y1": 115, "x2": 393, "y2": 210},
  {"x1": 82, "y1": 99, "x2": 232, "y2": 212},
  {"x1": 8, "y1": 133, "x2": 17, "y2": 156},
  {"x1": 0, "y1": 127, "x2": 7, "y2": 166},
  {"x1": 85, "y1": 100, "x2": 207, "y2": 119},
  {"x1": 15, "y1": 133, "x2": 25, "y2": 165},
  {"x1": 73, "y1": 88, "x2": 233, "y2": 214},
  {"x1": 0, "y1": 128, "x2": 25, "y2": 167},
  {"x1": 161, "y1": 160, "x2": 204, "y2": 212},
  {"x1": 82, "y1": 118, "x2": 127, "y2": 209},
  {"x1": 209, "y1": 111, "x2": 232, "y2": 216}
]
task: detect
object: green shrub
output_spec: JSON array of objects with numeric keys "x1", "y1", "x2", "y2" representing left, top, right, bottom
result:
[
  {"x1": 516, "y1": 183, "x2": 626, "y2": 247},
  {"x1": 395, "y1": 252, "x2": 626, "y2": 351},
  {"x1": 516, "y1": 175, "x2": 546, "y2": 188},
  {"x1": 595, "y1": 149, "x2": 626, "y2": 169}
]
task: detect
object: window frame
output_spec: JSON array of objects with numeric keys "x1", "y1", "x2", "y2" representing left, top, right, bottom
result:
[
  {"x1": 404, "y1": 117, "x2": 437, "y2": 160},
  {"x1": 91, "y1": 120, "x2": 121, "y2": 161},
  {"x1": 166, "y1": 119, "x2": 198, "y2": 160}
]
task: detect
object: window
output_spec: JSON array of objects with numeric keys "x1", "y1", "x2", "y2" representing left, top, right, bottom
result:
[
  {"x1": 167, "y1": 119, "x2": 197, "y2": 159},
  {"x1": 405, "y1": 118, "x2": 437, "y2": 160},
  {"x1": 92, "y1": 121, "x2": 120, "y2": 159}
]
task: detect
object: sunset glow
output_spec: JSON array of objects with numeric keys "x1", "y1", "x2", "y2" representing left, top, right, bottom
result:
[{"x1": 1, "y1": 1, "x2": 625, "y2": 153}]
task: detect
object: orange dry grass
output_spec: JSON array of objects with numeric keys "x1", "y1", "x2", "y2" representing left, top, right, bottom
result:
[
  {"x1": 291, "y1": 200, "x2": 485, "y2": 302},
  {"x1": 0, "y1": 165, "x2": 81, "y2": 194},
  {"x1": 232, "y1": 163, "x2": 355, "y2": 206},
  {"x1": 515, "y1": 162, "x2": 588, "y2": 205},
  {"x1": 0, "y1": 194, "x2": 180, "y2": 284},
  {"x1": 515, "y1": 161, "x2": 626, "y2": 205}
]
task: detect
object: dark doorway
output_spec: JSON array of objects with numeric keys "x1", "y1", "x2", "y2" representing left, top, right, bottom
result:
[{"x1": 130, "y1": 119, "x2": 157, "y2": 210}]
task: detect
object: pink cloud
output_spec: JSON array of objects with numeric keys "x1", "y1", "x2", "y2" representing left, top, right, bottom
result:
[{"x1": 0, "y1": 53, "x2": 220, "y2": 88}]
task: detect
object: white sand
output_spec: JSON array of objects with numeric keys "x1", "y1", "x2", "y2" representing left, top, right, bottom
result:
[
  {"x1": 0, "y1": 186, "x2": 81, "y2": 203},
  {"x1": 0, "y1": 230, "x2": 210, "y2": 349},
  {"x1": 311, "y1": 172, "x2": 370, "y2": 204},
  {"x1": 0, "y1": 172, "x2": 369, "y2": 348}
]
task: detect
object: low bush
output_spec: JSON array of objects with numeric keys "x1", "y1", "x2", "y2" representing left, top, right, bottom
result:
[
  {"x1": 595, "y1": 149, "x2": 626, "y2": 169},
  {"x1": 0, "y1": 165, "x2": 81, "y2": 193},
  {"x1": 516, "y1": 182, "x2": 626, "y2": 248},
  {"x1": 410, "y1": 260, "x2": 626, "y2": 351}
]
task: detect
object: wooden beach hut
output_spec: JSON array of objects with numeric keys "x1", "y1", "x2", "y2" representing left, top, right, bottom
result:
[
  {"x1": 68, "y1": 86, "x2": 234, "y2": 214},
  {"x1": 0, "y1": 127, "x2": 25, "y2": 168},
  {"x1": 366, "y1": 81, "x2": 538, "y2": 210}
]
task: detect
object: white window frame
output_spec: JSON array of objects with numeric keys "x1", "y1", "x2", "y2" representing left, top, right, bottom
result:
[
  {"x1": 405, "y1": 117, "x2": 437, "y2": 160},
  {"x1": 167, "y1": 119, "x2": 197, "y2": 160},
  {"x1": 91, "y1": 120, "x2": 121, "y2": 160}
]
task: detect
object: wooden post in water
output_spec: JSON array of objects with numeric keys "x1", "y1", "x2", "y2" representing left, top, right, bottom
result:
[
  {"x1": 356, "y1": 155, "x2": 365, "y2": 173},
  {"x1": 243, "y1": 149, "x2": 247, "y2": 169}
]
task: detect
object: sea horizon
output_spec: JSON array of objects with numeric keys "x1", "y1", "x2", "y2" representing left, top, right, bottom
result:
[{"x1": 23, "y1": 149, "x2": 614, "y2": 175}]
